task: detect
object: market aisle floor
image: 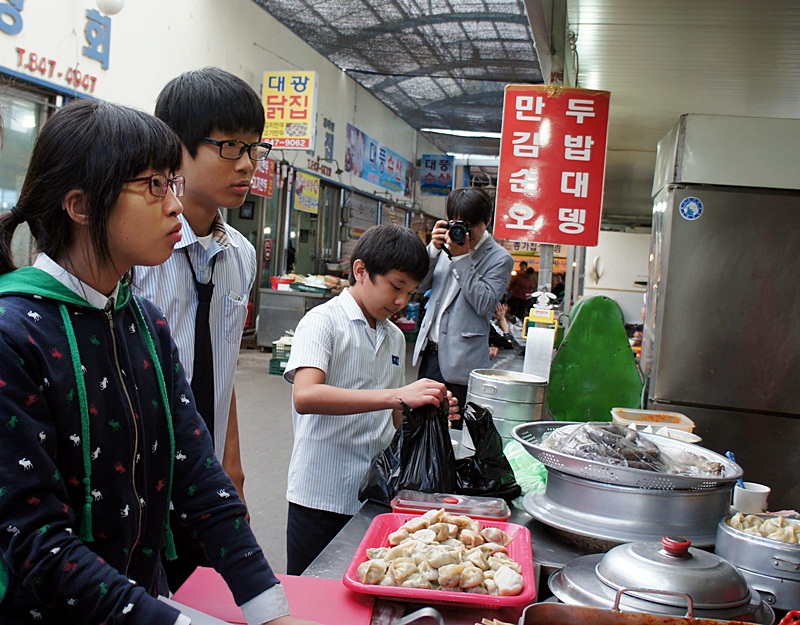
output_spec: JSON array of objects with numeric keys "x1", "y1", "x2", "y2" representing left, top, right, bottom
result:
[{"x1": 234, "y1": 345, "x2": 419, "y2": 575}]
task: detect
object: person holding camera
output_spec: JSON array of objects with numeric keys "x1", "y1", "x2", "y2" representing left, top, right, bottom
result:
[{"x1": 412, "y1": 188, "x2": 514, "y2": 424}]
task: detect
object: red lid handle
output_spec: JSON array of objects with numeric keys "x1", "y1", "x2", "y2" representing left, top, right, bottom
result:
[
  {"x1": 443, "y1": 497, "x2": 459, "y2": 504},
  {"x1": 661, "y1": 536, "x2": 691, "y2": 556}
]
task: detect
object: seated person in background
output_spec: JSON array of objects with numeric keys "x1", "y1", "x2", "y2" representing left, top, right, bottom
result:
[{"x1": 489, "y1": 301, "x2": 515, "y2": 359}]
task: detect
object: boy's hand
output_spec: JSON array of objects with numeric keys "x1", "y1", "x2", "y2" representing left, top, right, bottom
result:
[
  {"x1": 446, "y1": 390, "x2": 461, "y2": 421},
  {"x1": 489, "y1": 345, "x2": 500, "y2": 360},
  {"x1": 395, "y1": 378, "x2": 447, "y2": 409}
]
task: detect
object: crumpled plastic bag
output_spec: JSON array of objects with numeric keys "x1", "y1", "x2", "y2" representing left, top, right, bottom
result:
[
  {"x1": 504, "y1": 440, "x2": 548, "y2": 496},
  {"x1": 358, "y1": 400, "x2": 457, "y2": 506},
  {"x1": 455, "y1": 403, "x2": 522, "y2": 502}
]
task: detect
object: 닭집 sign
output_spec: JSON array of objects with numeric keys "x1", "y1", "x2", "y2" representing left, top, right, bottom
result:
[{"x1": 494, "y1": 85, "x2": 610, "y2": 247}]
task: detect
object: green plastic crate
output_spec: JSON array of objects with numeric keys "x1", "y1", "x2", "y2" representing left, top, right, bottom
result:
[
  {"x1": 272, "y1": 342, "x2": 292, "y2": 360},
  {"x1": 269, "y1": 358, "x2": 289, "y2": 375}
]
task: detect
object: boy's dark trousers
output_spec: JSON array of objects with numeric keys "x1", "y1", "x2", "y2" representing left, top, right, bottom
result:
[{"x1": 286, "y1": 502, "x2": 351, "y2": 575}]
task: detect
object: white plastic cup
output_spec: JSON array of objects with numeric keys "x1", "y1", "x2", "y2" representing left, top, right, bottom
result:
[{"x1": 733, "y1": 482, "x2": 771, "y2": 514}]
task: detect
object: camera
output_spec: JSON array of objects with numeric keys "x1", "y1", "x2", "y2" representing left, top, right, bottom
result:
[{"x1": 444, "y1": 220, "x2": 470, "y2": 246}]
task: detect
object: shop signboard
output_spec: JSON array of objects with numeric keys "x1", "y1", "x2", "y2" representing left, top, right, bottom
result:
[
  {"x1": 494, "y1": 85, "x2": 610, "y2": 247},
  {"x1": 250, "y1": 159, "x2": 275, "y2": 198},
  {"x1": 420, "y1": 154, "x2": 454, "y2": 196},
  {"x1": 262, "y1": 71, "x2": 317, "y2": 150},
  {"x1": 292, "y1": 171, "x2": 320, "y2": 214},
  {"x1": 345, "y1": 123, "x2": 413, "y2": 198}
]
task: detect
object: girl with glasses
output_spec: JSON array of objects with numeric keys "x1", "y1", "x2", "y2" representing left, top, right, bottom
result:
[{"x1": 0, "y1": 100, "x2": 314, "y2": 625}]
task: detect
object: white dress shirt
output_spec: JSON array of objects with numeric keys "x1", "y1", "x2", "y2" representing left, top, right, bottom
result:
[{"x1": 283, "y1": 289, "x2": 405, "y2": 515}]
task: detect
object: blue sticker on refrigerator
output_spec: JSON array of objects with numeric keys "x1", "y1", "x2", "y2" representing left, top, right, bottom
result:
[{"x1": 679, "y1": 197, "x2": 703, "y2": 220}]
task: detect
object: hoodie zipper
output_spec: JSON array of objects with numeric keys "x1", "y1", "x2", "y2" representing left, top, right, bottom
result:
[{"x1": 105, "y1": 307, "x2": 143, "y2": 574}]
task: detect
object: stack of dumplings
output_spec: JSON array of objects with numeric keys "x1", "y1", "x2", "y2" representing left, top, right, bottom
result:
[
  {"x1": 356, "y1": 508, "x2": 524, "y2": 596},
  {"x1": 727, "y1": 512, "x2": 800, "y2": 544}
]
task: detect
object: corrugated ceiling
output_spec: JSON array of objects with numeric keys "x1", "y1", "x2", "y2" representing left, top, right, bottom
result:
[{"x1": 251, "y1": 0, "x2": 542, "y2": 156}]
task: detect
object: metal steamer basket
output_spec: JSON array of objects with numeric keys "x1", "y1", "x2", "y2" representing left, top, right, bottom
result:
[
  {"x1": 523, "y1": 469, "x2": 732, "y2": 549},
  {"x1": 715, "y1": 514, "x2": 800, "y2": 611},
  {"x1": 466, "y1": 369, "x2": 546, "y2": 446},
  {"x1": 513, "y1": 421, "x2": 740, "y2": 549},
  {"x1": 511, "y1": 421, "x2": 743, "y2": 490}
]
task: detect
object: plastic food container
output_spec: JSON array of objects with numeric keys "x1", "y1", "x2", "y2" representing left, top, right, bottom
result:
[
  {"x1": 611, "y1": 407, "x2": 695, "y2": 432},
  {"x1": 342, "y1": 512, "x2": 537, "y2": 609},
  {"x1": 623, "y1": 423, "x2": 702, "y2": 444},
  {"x1": 390, "y1": 490, "x2": 511, "y2": 521}
]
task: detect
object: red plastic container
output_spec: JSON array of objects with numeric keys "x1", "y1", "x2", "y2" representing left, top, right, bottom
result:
[
  {"x1": 342, "y1": 512, "x2": 536, "y2": 609},
  {"x1": 391, "y1": 490, "x2": 511, "y2": 521}
]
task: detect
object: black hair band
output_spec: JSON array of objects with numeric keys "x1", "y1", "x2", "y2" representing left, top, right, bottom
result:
[{"x1": 9, "y1": 206, "x2": 25, "y2": 224}]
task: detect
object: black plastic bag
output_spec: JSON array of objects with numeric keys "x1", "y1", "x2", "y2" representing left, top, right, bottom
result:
[
  {"x1": 358, "y1": 400, "x2": 457, "y2": 506},
  {"x1": 455, "y1": 402, "x2": 522, "y2": 502}
]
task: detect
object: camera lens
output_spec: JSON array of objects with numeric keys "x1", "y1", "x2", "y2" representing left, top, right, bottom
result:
[{"x1": 446, "y1": 221, "x2": 468, "y2": 245}]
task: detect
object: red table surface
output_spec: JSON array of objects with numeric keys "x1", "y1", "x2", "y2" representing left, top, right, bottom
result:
[{"x1": 172, "y1": 566, "x2": 374, "y2": 625}]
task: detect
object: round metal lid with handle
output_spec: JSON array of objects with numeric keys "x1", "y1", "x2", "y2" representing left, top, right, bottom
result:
[
  {"x1": 596, "y1": 536, "x2": 751, "y2": 610},
  {"x1": 549, "y1": 536, "x2": 775, "y2": 624}
]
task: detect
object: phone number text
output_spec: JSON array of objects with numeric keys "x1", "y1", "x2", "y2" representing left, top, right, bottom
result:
[{"x1": 15, "y1": 47, "x2": 98, "y2": 94}]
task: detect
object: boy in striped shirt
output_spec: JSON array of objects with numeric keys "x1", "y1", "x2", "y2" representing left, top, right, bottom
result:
[{"x1": 283, "y1": 225, "x2": 458, "y2": 574}]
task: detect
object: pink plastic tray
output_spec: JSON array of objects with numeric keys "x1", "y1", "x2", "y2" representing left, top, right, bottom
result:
[{"x1": 342, "y1": 512, "x2": 537, "y2": 609}]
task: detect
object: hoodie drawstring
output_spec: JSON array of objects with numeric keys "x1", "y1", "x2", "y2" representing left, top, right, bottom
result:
[{"x1": 59, "y1": 305, "x2": 94, "y2": 542}]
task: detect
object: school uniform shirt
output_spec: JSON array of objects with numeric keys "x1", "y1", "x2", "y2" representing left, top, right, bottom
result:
[
  {"x1": 283, "y1": 289, "x2": 405, "y2": 515},
  {"x1": 134, "y1": 211, "x2": 257, "y2": 460},
  {"x1": 0, "y1": 256, "x2": 286, "y2": 625}
]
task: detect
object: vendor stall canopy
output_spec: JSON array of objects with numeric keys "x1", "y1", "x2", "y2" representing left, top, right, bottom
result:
[{"x1": 251, "y1": 0, "x2": 543, "y2": 157}]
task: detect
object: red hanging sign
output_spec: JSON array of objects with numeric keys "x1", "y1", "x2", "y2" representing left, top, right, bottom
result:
[
  {"x1": 250, "y1": 159, "x2": 275, "y2": 198},
  {"x1": 494, "y1": 85, "x2": 610, "y2": 247}
]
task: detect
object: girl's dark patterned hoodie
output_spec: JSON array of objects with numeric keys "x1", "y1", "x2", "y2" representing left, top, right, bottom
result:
[{"x1": 0, "y1": 267, "x2": 279, "y2": 624}]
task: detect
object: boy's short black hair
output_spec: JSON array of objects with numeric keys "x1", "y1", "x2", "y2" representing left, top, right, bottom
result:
[
  {"x1": 155, "y1": 67, "x2": 265, "y2": 157},
  {"x1": 446, "y1": 187, "x2": 494, "y2": 226},
  {"x1": 349, "y1": 225, "x2": 428, "y2": 286}
]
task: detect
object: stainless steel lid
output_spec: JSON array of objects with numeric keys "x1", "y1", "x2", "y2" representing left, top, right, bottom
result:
[
  {"x1": 549, "y1": 537, "x2": 775, "y2": 624},
  {"x1": 597, "y1": 537, "x2": 750, "y2": 609}
]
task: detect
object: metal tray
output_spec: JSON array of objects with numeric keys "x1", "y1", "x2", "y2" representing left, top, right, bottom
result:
[{"x1": 511, "y1": 421, "x2": 742, "y2": 490}]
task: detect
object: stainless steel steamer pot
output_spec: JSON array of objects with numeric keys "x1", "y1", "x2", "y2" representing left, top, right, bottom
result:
[
  {"x1": 466, "y1": 369, "x2": 546, "y2": 447},
  {"x1": 523, "y1": 468, "x2": 733, "y2": 548},
  {"x1": 716, "y1": 515, "x2": 800, "y2": 611},
  {"x1": 467, "y1": 369, "x2": 545, "y2": 419}
]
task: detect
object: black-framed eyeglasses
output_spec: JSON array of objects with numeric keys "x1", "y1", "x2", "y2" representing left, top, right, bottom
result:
[
  {"x1": 124, "y1": 173, "x2": 185, "y2": 198},
  {"x1": 201, "y1": 137, "x2": 272, "y2": 161}
]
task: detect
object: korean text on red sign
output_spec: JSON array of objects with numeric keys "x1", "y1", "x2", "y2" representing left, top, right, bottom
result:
[{"x1": 494, "y1": 85, "x2": 610, "y2": 247}]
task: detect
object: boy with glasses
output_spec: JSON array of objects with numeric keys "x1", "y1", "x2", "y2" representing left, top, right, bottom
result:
[{"x1": 134, "y1": 66, "x2": 270, "y2": 591}]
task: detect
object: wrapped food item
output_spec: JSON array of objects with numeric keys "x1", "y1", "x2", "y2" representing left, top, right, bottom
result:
[{"x1": 541, "y1": 422, "x2": 724, "y2": 478}]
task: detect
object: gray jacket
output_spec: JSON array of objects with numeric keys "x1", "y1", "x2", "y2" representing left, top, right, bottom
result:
[{"x1": 412, "y1": 236, "x2": 513, "y2": 384}]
